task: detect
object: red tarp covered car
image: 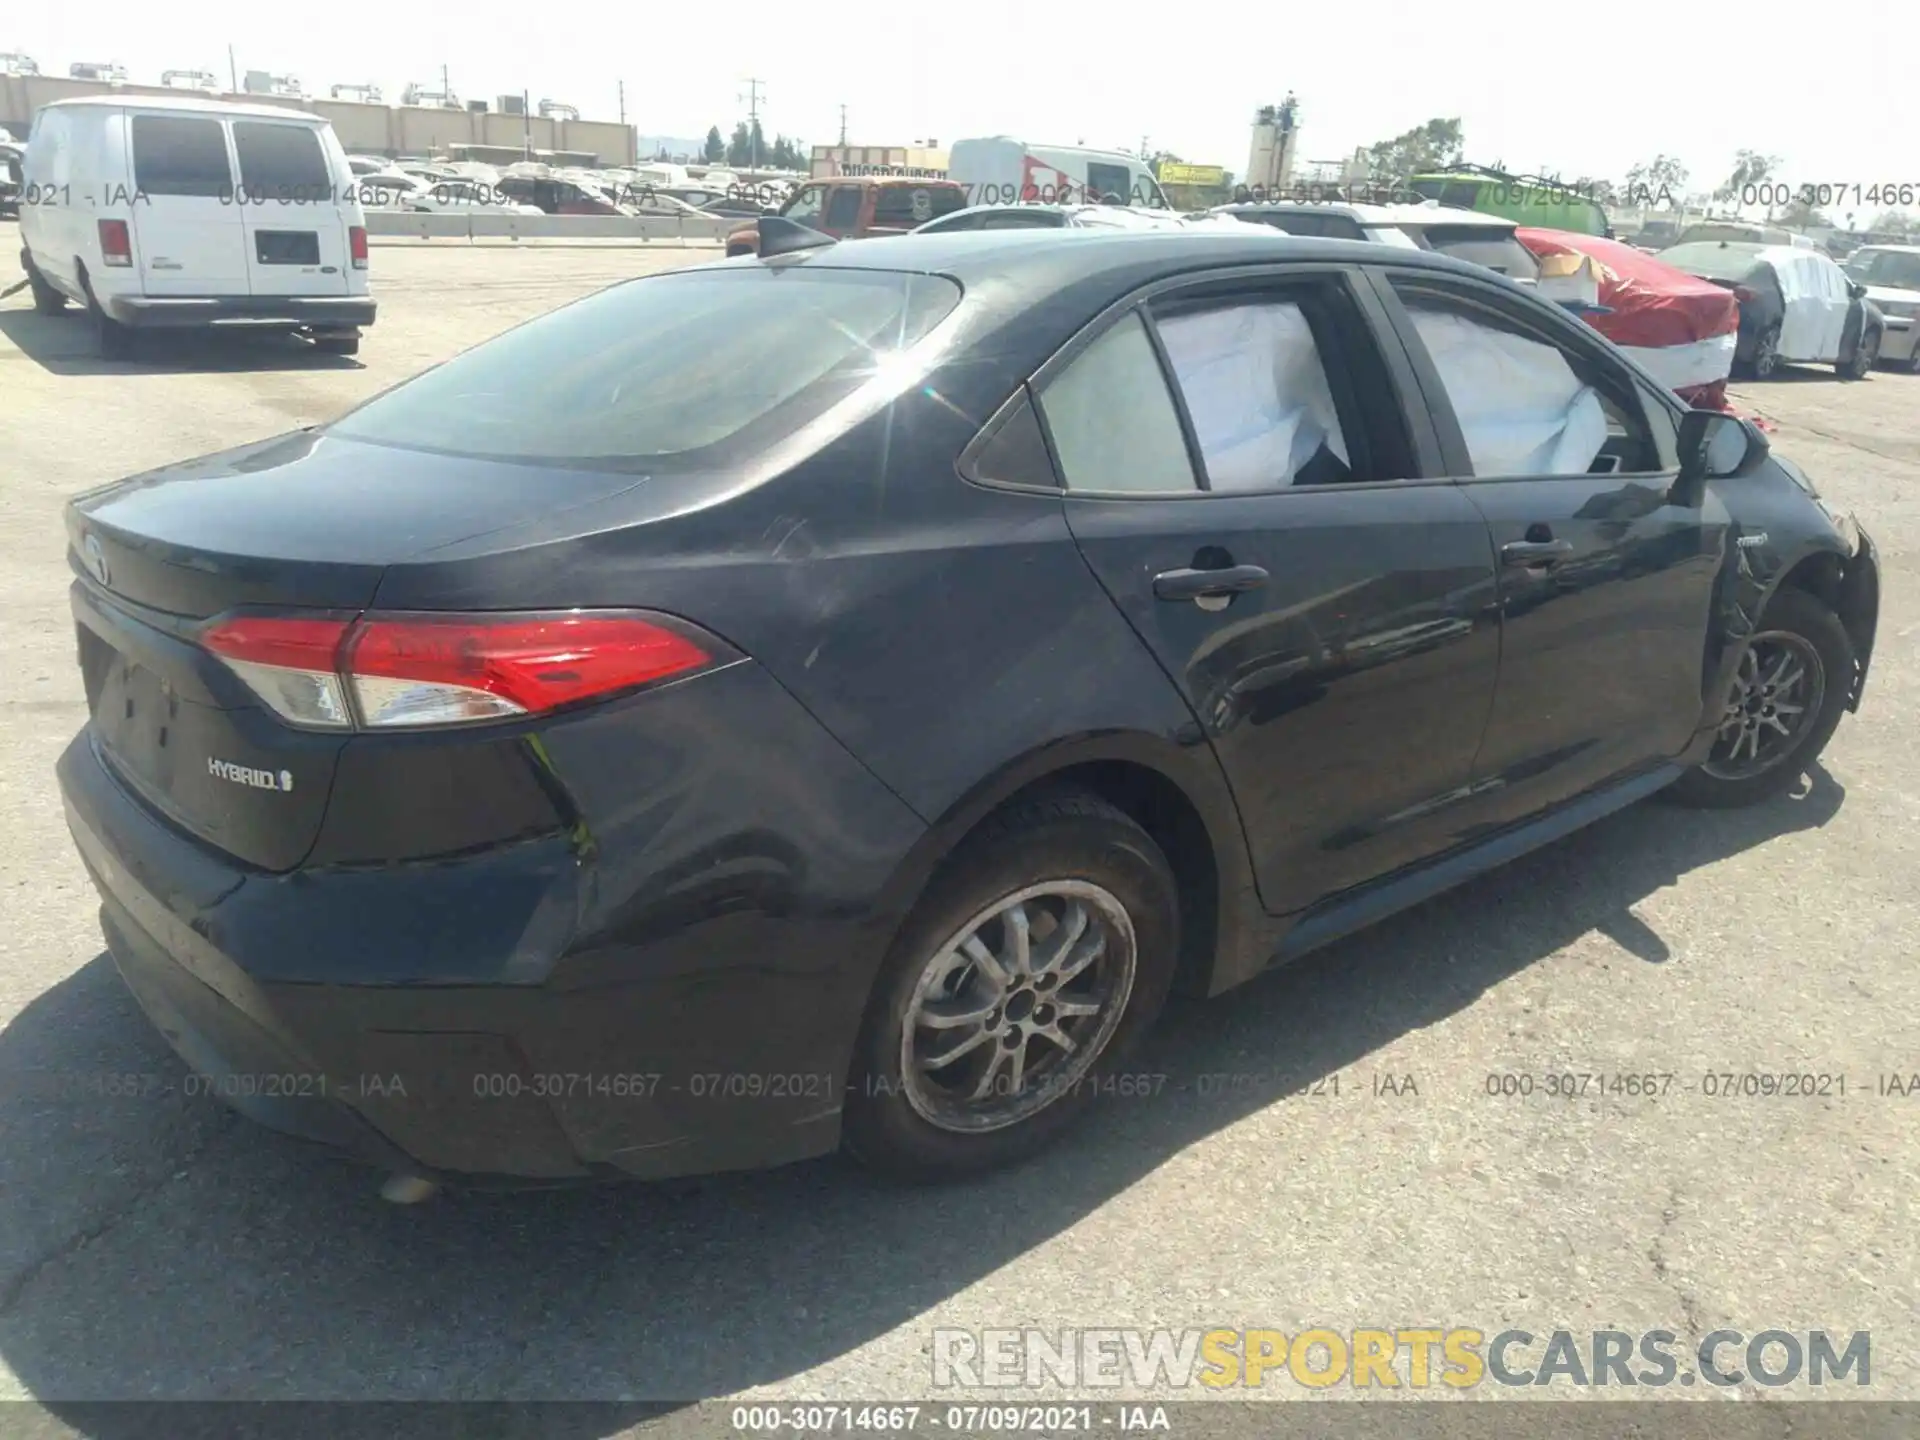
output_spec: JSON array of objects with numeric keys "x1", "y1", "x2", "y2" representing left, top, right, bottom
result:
[{"x1": 1517, "y1": 227, "x2": 1740, "y2": 411}]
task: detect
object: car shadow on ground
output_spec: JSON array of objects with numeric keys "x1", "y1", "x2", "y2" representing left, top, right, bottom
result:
[
  {"x1": 0, "y1": 769, "x2": 1845, "y2": 1424},
  {"x1": 0, "y1": 309, "x2": 364, "y2": 376}
]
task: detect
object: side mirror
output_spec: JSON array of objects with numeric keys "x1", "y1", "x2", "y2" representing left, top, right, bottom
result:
[
  {"x1": 1678, "y1": 409, "x2": 1768, "y2": 489},
  {"x1": 1848, "y1": 280, "x2": 1868, "y2": 299}
]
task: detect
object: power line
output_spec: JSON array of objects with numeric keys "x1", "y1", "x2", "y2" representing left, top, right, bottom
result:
[{"x1": 740, "y1": 78, "x2": 765, "y2": 171}]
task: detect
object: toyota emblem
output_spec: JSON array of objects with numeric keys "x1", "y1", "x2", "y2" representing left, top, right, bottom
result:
[{"x1": 84, "y1": 534, "x2": 110, "y2": 586}]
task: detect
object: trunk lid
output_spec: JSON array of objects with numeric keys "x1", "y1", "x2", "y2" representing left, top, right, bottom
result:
[{"x1": 66, "y1": 430, "x2": 652, "y2": 870}]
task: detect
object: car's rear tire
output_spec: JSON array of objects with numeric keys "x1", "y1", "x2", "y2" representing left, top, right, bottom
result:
[
  {"x1": 311, "y1": 330, "x2": 360, "y2": 356},
  {"x1": 80, "y1": 272, "x2": 132, "y2": 359},
  {"x1": 1667, "y1": 587, "x2": 1853, "y2": 809},
  {"x1": 1748, "y1": 324, "x2": 1782, "y2": 380},
  {"x1": 23, "y1": 254, "x2": 66, "y2": 314},
  {"x1": 843, "y1": 792, "x2": 1178, "y2": 1182},
  {"x1": 1906, "y1": 340, "x2": 1920, "y2": 376},
  {"x1": 1839, "y1": 328, "x2": 1878, "y2": 380}
]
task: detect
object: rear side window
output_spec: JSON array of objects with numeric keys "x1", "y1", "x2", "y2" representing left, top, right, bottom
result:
[
  {"x1": 329, "y1": 269, "x2": 962, "y2": 471},
  {"x1": 130, "y1": 115, "x2": 232, "y2": 197},
  {"x1": 232, "y1": 122, "x2": 332, "y2": 202},
  {"x1": 1154, "y1": 300, "x2": 1352, "y2": 489},
  {"x1": 1035, "y1": 313, "x2": 1196, "y2": 494}
]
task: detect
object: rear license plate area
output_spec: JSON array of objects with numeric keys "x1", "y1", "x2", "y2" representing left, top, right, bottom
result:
[{"x1": 256, "y1": 231, "x2": 320, "y2": 265}]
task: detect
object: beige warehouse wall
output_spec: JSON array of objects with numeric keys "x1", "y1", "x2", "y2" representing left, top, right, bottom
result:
[{"x1": 0, "y1": 76, "x2": 635, "y2": 164}]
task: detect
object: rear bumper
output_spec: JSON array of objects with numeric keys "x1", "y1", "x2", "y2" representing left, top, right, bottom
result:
[
  {"x1": 101, "y1": 294, "x2": 377, "y2": 330},
  {"x1": 56, "y1": 661, "x2": 927, "y2": 1183}
]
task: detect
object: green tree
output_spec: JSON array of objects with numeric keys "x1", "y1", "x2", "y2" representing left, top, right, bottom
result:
[
  {"x1": 1624, "y1": 153, "x2": 1688, "y2": 207},
  {"x1": 1779, "y1": 198, "x2": 1830, "y2": 230},
  {"x1": 1362, "y1": 118, "x2": 1463, "y2": 183},
  {"x1": 703, "y1": 126, "x2": 725, "y2": 163},
  {"x1": 1870, "y1": 209, "x2": 1913, "y2": 236},
  {"x1": 1716, "y1": 150, "x2": 1781, "y2": 206}
]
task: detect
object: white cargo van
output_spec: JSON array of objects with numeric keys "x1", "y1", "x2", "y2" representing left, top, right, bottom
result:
[
  {"x1": 946, "y1": 137, "x2": 1170, "y2": 210},
  {"x1": 17, "y1": 95, "x2": 374, "y2": 356}
]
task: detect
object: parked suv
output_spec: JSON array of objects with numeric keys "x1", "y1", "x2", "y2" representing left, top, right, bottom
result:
[
  {"x1": 1841, "y1": 244, "x2": 1920, "y2": 372},
  {"x1": 17, "y1": 95, "x2": 374, "y2": 357},
  {"x1": 726, "y1": 176, "x2": 968, "y2": 255}
]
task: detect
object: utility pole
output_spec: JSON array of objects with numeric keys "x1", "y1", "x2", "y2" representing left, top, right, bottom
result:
[
  {"x1": 227, "y1": 45, "x2": 237, "y2": 94},
  {"x1": 1140, "y1": 134, "x2": 1150, "y2": 159},
  {"x1": 618, "y1": 79, "x2": 625, "y2": 126},
  {"x1": 522, "y1": 89, "x2": 531, "y2": 160},
  {"x1": 839, "y1": 104, "x2": 848, "y2": 145},
  {"x1": 442, "y1": 63, "x2": 451, "y2": 100},
  {"x1": 741, "y1": 78, "x2": 765, "y2": 172}
]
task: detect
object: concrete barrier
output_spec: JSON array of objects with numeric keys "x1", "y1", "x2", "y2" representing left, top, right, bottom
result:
[{"x1": 365, "y1": 211, "x2": 728, "y2": 246}]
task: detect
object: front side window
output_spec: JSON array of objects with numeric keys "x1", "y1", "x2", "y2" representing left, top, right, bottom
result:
[
  {"x1": 130, "y1": 115, "x2": 232, "y2": 197},
  {"x1": 783, "y1": 185, "x2": 826, "y2": 223},
  {"x1": 330, "y1": 269, "x2": 961, "y2": 471},
  {"x1": 1035, "y1": 312, "x2": 1196, "y2": 494},
  {"x1": 1153, "y1": 299, "x2": 1352, "y2": 489},
  {"x1": 1392, "y1": 282, "x2": 1658, "y2": 478}
]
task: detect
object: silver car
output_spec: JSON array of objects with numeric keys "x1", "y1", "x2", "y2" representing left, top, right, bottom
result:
[{"x1": 1843, "y1": 245, "x2": 1920, "y2": 370}]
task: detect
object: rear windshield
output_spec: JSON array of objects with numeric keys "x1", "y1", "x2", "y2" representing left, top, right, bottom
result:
[
  {"x1": 873, "y1": 185, "x2": 966, "y2": 225},
  {"x1": 1227, "y1": 209, "x2": 1367, "y2": 240},
  {"x1": 130, "y1": 114, "x2": 232, "y2": 197},
  {"x1": 1657, "y1": 243, "x2": 1768, "y2": 282},
  {"x1": 1413, "y1": 225, "x2": 1541, "y2": 279},
  {"x1": 330, "y1": 268, "x2": 963, "y2": 471},
  {"x1": 232, "y1": 122, "x2": 332, "y2": 202}
]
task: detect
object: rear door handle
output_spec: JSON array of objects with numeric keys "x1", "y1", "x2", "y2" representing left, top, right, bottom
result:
[
  {"x1": 1152, "y1": 565, "x2": 1270, "y2": 602},
  {"x1": 1500, "y1": 539, "x2": 1575, "y2": 566}
]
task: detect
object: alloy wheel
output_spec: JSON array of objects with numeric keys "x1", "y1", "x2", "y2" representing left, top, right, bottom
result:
[
  {"x1": 1753, "y1": 328, "x2": 1780, "y2": 378},
  {"x1": 899, "y1": 881, "x2": 1136, "y2": 1134},
  {"x1": 1702, "y1": 631, "x2": 1825, "y2": 780}
]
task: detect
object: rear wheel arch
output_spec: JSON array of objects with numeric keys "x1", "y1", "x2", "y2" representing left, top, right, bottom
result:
[{"x1": 872, "y1": 739, "x2": 1249, "y2": 1000}]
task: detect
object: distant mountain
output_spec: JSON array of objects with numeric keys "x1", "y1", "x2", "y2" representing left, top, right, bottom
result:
[{"x1": 634, "y1": 135, "x2": 710, "y2": 162}]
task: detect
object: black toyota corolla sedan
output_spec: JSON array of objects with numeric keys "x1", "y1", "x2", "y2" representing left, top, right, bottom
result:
[{"x1": 58, "y1": 224, "x2": 1880, "y2": 1189}]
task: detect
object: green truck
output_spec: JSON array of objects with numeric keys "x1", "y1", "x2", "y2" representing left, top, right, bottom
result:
[{"x1": 1407, "y1": 167, "x2": 1611, "y2": 237}]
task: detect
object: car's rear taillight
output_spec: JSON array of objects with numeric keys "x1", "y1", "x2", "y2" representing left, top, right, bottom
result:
[
  {"x1": 348, "y1": 224, "x2": 368, "y2": 270},
  {"x1": 199, "y1": 611, "x2": 720, "y2": 730},
  {"x1": 201, "y1": 615, "x2": 355, "y2": 728},
  {"x1": 98, "y1": 219, "x2": 132, "y2": 267}
]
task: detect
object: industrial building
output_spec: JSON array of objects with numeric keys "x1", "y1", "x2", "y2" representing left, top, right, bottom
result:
[{"x1": 0, "y1": 72, "x2": 636, "y2": 165}]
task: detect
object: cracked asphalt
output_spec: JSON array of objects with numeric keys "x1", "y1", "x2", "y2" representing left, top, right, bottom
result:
[{"x1": 0, "y1": 231, "x2": 1915, "y2": 1421}]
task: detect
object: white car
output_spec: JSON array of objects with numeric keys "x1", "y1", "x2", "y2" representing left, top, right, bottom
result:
[
  {"x1": 1213, "y1": 200, "x2": 1544, "y2": 280},
  {"x1": 404, "y1": 178, "x2": 541, "y2": 216},
  {"x1": 17, "y1": 95, "x2": 373, "y2": 357}
]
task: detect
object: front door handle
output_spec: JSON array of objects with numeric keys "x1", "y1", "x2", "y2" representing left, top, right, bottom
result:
[
  {"x1": 1500, "y1": 539, "x2": 1575, "y2": 566},
  {"x1": 1152, "y1": 564, "x2": 1270, "y2": 602}
]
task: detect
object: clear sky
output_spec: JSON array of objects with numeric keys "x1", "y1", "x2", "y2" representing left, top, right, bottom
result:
[{"x1": 8, "y1": 0, "x2": 1918, "y2": 214}]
